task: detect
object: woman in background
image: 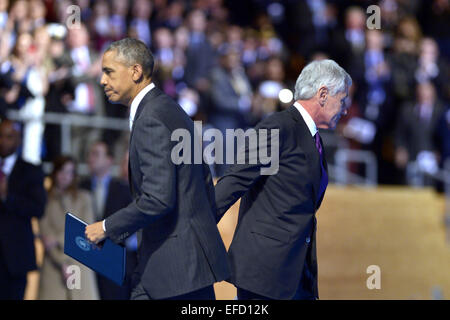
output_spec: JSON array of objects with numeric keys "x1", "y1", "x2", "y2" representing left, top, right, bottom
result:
[{"x1": 38, "y1": 155, "x2": 99, "y2": 300}]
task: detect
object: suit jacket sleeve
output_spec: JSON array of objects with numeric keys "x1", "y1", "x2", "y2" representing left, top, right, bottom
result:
[
  {"x1": 214, "y1": 117, "x2": 282, "y2": 223},
  {"x1": 105, "y1": 115, "x2": 176, "y2": 244}
]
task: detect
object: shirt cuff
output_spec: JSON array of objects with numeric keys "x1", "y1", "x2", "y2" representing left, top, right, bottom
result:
[{"x1": 102, "y1": 219, "x2": 106, "y2": 232}]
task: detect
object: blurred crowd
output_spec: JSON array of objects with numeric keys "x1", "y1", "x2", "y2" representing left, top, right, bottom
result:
[
  {"x1": 0, "y1": 0, "x2": 450, "y2": 301},
  {"x1": 0, "y1": 0, "x2": 449, "y2": 184}
]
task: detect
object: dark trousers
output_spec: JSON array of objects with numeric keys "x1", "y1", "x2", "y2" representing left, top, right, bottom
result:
[
  {"x1": 130, "y1": 283, "x2": 216, "y2": 300},
  {"x1": 237, "y1": 287, "x2": 316, "y2": 300},
  {"x1": 0, "y1": 249, "x2": 27, "y2": 300}
]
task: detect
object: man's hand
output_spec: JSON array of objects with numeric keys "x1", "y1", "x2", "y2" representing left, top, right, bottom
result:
[{"x1": 85, "y1": 222, "x2": 106, "y2": 244}]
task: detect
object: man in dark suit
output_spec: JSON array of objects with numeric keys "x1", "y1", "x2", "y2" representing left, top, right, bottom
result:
[
  {"x1": 85, "y1": 38, "x2": 230, "y2": 300},
  {"x1": 80, "y1": 141, "x2": 136, "y2": 300},
  {"x1": 0, "y1": 120, "x2": 47, "y2": 299},
  {"x1": 215, "y1": 59, "x2": 352, "y2": 300}
]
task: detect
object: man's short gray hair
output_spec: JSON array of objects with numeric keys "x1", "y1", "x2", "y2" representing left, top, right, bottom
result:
[
  {"x1": 105, "y1": 38, "x2": 154, "y2": 78},
  {"x1": 294, "y1": 59, "x2": 352, "y2": 100}
]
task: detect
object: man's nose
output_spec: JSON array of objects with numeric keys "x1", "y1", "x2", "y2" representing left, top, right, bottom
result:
[{"x1": 100, "y1": 74, "x2": 107, "y2": 86}]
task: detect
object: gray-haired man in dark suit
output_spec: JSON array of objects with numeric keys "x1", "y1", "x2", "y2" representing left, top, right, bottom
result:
[{"x1": 85, "y1": 38, "x2": 230, "y2": 300}]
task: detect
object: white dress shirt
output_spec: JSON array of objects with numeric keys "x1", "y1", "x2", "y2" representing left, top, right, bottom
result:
[
  {"x1": 1, "y1": 153, "x2": 18, "y2": 176},
  {"x1": 129, "y1": 82, "x2": 155, "y2": 131},
  {"x1": 102, "y1": 82, "x2": 155, "y2": 233},
  {"x1": 293, "y1": 102, "x2": 317, "y2": 137}
]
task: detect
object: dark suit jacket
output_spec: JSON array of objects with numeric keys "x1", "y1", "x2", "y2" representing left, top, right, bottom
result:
[
  {"x1": 104, "y1": 86, "x2": 230, "y2": 299},
  {"x1": 0, "y1": 157, "x2": 47, "y2": 276},
  {"x1": 215, "y1": 105, "x2": 328, "y2": 299}
]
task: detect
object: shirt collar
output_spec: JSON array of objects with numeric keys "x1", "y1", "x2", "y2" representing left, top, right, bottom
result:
[
  {"x1": 129, "y1": 82, "x2": 155, "y2": 131},
  {"x1": 293, "y1": 102, "x2": 318, "y2": 137},
  {"x1": 1, "y1": 152, "x2": 18, "y2": 176}
]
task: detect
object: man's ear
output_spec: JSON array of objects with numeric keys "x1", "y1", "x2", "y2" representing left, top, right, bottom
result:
[
  {"x1": 131, "y1": 64, "x2": 144, "y2": 82},
  {"x1": 318, "y1": 86, "x2": 328, "y2": 107}
]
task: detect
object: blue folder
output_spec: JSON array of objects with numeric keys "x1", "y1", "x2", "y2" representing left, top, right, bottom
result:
[{"x1": 64, "y1": 212, "x2": 126, "y2": 286}]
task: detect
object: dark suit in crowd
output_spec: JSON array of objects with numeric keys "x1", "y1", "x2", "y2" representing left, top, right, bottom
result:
[{"x1": 0, "y1": 156, "x2": 47, "y2": 299}]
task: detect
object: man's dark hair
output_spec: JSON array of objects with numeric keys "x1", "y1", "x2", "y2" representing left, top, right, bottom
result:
[
  {"x1": 105, "y1": 38, "x2": 154, "y2": 79},
  {"x1": 92, "y1": 140, "x2": 114, "y2": 159}
]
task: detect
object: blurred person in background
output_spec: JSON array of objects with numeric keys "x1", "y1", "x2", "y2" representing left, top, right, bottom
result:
[
  {"x1": 289, "y1": 0, "x2": 336, "y2": 58},
  {"x1": 80, "y1": 141, "x2": 136, "y2": 300},
  {"x1": 351, "y1": 29, "x2": 396, "y2": 183},
  {"x1": 251, "y1": 56, "x2": 288, "y2": 123},
  {"x1": 89, "y1": 0, "x2": 113, "y2": 52},
  {"x1": 434, "y1": 106, "x2": 450, "y2": 175},
  {"x1": 415, "y1": 37, "x2": 450, "y2": 102},
  {"x1": 129, "y1": 0, "x2": 152, "y2": 48},
  {"x1": 6, "y1": 0, "x2": 32, "y2": 36},
  {"x1": 184, "y1": 9, "x2": 215, "y2": 95},
  {"x1": 43, "y1": 24, "x2": 74, "y2": 162},
  {"x1": 331, "y1": 6, "x2": 366, "y2": 71},
  {"x1": 391, "y1": 16, "x2": 423, "y2": 103},
  {"x1": 66, "y1": 23, "x2": 104, "y2": 161},
  {"x1": 29, "y1": 0, "x2": 46, "y2": 31},
  {"x1": 110, "y1": 0, "x2": 130, "y2": 41},
  {"x1": 38, "y1": 155, "x2": 99, "y2": 300},
  {"x1": 0, "y1": 0, "x2": 8, "y2": 31},
  {"x1": 0, "y1": 119, "x2": 46, "y2": 300},
  {"x1": 209, "y1": 46, "x2": 253, "y2": 176},
  {"x1": 153, "y1": 27, "x2": 176, "y2": 96},
  {"x1": 395, "y1": 82, "x2": 444, "y2": 185}
]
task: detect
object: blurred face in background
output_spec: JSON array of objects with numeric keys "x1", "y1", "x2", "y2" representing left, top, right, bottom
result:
[
  {"x1": 29, "y1": 0, "x2": 46, "y2": 21},
  {"x1": 88, "y1": 142, "x2": 112, "y2": 176},
  {"x1": 154, "y1": 28, "x2": 173, "y2": 49},
  {"x1": 420, "y1": 38, "x2": 438, "y2": 62},
  {"x1": 55, "y1": 161, "x2": 75, "y2": 191},
  {"x1": 0, "y1": 0, "x2": 9, "y2": 12},
  {"x1": 366, "y1": 29, "x2": 384, "y2": 51},
  {"x1": 188, "y1": 10, "x2": 207, "y2": 33},
  {"x1": 265, "y1": 58, "x2": 284, "y2": 82},
  {"x1": 0, "y1": 121, "x2": 20, "y2": 159},
  {"x1": 112, "y1": 0, "x2": 129, "y2": 16},
  {"x1": 133, "y1": 0, "x2": 152, "y2": 20},
  {"x1": 10, "y1": 0, "x2": 28, "y2": 21},
  {"x1": 14, "y1": 32, "x2": 33, "y2": 59},
  {"x1": 417, "y1": 82, "x2": 436, "y2": 105},
  {"x1": 345, "y1": 7, "x2": 365, "y2": 30}
]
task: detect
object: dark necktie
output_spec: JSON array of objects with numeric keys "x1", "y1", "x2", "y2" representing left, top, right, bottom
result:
[{"x1": 314, "y1": 132, "x2": 328, "y2": 201}]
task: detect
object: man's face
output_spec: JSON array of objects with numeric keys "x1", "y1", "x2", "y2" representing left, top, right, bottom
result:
[
  {"x1": 100, "y1": 50, "x2": 135, "y2": 106},
  {"x1": 0, "y1": 122, "x2": 19, "y2": 158},
  {"x1": 320, "y1": 90, "x2": 349, "y2": 130},
  {"x1": 88, "y1": 143, "x2": 112, "y2": 175}
]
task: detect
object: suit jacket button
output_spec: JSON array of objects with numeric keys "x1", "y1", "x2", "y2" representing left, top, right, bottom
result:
[{"x1": 306, "y1": 237, "x2": 311, "y2": 244}]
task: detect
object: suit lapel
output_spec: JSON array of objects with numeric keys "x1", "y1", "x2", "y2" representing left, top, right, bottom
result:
[
  {"x1": 128, "y1": 86, "x2": 163, "y2": 195},
  {"x1": 286, "y1": 105, "x2": 322, "y2": 208},
  {"x1": 129, "y1": 86, "x2": 163, "y2": 143}
]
